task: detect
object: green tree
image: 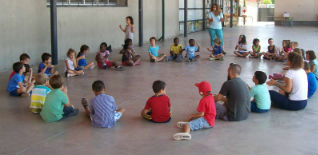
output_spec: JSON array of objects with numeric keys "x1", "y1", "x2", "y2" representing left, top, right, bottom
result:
[{"x1": 263, "y1": 0, "x2": 272, "y2": 4}]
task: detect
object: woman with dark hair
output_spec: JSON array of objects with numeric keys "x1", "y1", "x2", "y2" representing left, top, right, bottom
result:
[
  {"x1": 267, "y1": 52, "x2": 308, "y2": 110},
  {"x1": 207, "y1": 3, "x2": 224, "y2": 48},
  {"x1": 119, "y1": 16, "x2": 135, "y2": 41}
]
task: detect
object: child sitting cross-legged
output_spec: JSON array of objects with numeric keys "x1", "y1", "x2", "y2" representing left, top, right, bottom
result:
[
  {"x1": 249, "y1": 71, "x2": 271, "y2": 113},
  {"x1": 168, "y1": 37, "x2": 184, "y2": 62},
  {"x1": 207, "y1": 38, "x2": 224, "y2": 61},
  {"x1": 120, "y1": 38, "x2": 141, "y2": 66},
  {"x1": 173, "y1": 81, "x2": 216, "y2": 141},
  {"x1": 185, "y1": 39, "x2": 200, "y2": 62},
  {"x1": 234, "y1": 35, "x2": 249, "y2": 57},
  {"x1": 148, "y1": 37, "x2": 167, "y2": 62},
  {"x1": 65, "y1": 48, "x2": 84, "y2": 78},
  {"x1": 38, "y1": 53, "x2": 58, "y2": 77},
  {"x1": 7, "y1": 62, "x2": 34, "y2": 97},
  {"x1": 141, "y1": 80, "x2": 171, "y2": 123},
  {"x1": 249, "y1": 38, "x2": 262, "y2": 58},
  {"x1": 29, "y1": 73, "x2": 51, "y2": 114},
  {"x1": 77, "y1": 45, "x2": 95, "y2": 70},
  {"x1": 96, "y1": 42, "x2": 124, "y2": 71},
  {"x1": 40, "y1": 74, "x2": 79, "y2": 122},
  {"x1": 81, "y1": 80, "x2": 126, "y2": 128},
  {"x1": 263, "y1": 38, "x2": 277, "y2": 60}
]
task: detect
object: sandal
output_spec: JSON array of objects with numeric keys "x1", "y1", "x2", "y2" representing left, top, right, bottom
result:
[{"x1": 173, "y1": 133, "x2": 192, "y2": 141}]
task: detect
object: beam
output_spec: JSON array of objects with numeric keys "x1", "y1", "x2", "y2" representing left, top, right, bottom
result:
[
  {"x1": 162, "y1": 0, "x2": 165, "y2": 40},
  {"x1": 184, "y1": 0, "x2": 188, "y2": 37},
  {"x1": 139, "y1": 0, "x2": 143, "y2": 46},
  {"x1": 230, "y1": 0, "x2": 233, "y2": 28},
  {"x1": 203, "y1": 0, "x2": 206, "y2": 30},
  {"x1": 50, "y1": 0, "x2": 58, "y2": 65}
]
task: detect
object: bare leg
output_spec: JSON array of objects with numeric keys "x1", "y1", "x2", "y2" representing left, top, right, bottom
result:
[{"x1": 184, "y1": 123, "x2": 191, "y2": 133}]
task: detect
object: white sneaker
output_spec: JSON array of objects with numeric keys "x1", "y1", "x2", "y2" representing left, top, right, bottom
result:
[
  {"x1": 176, "y1": 121, "x2": 188, "y2": 128},
  {"x1": 173, "y1": 133, "x2": 191, "y2": 141}
]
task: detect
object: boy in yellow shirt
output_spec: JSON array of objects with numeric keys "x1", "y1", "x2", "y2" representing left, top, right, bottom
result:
[{"x1": 168, "y1": 37, "x2": 184, "y2": 62}]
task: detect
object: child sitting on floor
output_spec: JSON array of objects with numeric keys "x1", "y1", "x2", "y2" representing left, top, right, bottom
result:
[
  {"x1": 250, "y1": 71, "x2": 271, "y2": 113},
  {"x1": 30, "y1": 73, "x2": 51, "y2": 114},
  {"x1": 263, "y1": 38, "x2": 277, "y2": 60},
  {"x1": 141, "y1": 80, "x2": 171, "y2": 123},
  {"x1": 249, "y1": 38, "x2": 262, "y2": 58},
  {"x1": 207, "y1": 38, "x2": 224, "y2": 61},
  {"x1": 169, "y1": 37, "x2": 184, "y2": 62},
  {"x1": 65, "y1": 48, "x2": 84, "y2": 78},
  {"x1": 77, "y1": 45, "x2": 95, "y2": 70},
  {"x1": 40, "y1": 74, "x2": 79, "y2": 122},
  {"x1": 96, "y1": 42, "x2": 123, "y2": 70},
  {"x1": 304, "y1": 62, "x2": 317, "y2": 98},
  {"x1": 173, "y1": 81, "x2": 216, "y2": 141},
  {"x1": 38, "y1": 53, "x2": 58, "y2": 77},
  {"x1": 7, "y1": 62, "x2": 34, "y2": 97},
  {"x1": 81, "y1": 80, "x2": 126, "y2": 128},
  {"x1": 306, "y1": 50, "x2": 318, "y2": 80},
  {"x1": 291, "y1": 41, "x2": 298, "y2": 52},
  {"x1": 234, "y1": 35, "x2": 249, "y2": 57},
  {"x1": 120, "y1": 38, "x2": 141, "y2": 66},
  {"x1": 185, "y1": 39, "x2": 200, "y2": 62},
  {"x1": 9, "y1": 53, "x2": 32, "y2": 80},
  {"x1": 276, "y1": 40, "x2": 292, "y2": 62},
  {"x1": 148, "y1": 37, "x2": 167, "y2": 62}
]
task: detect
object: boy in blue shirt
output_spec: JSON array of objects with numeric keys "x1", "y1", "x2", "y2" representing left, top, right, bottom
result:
[
  {"x1": 148, "y1": 37, "x2": 167, "y2": 62},
  {"x1": 7, "y1": 62, "x2": 34, "y2": 96},
  {"x1": 250, "y1": 71, "x2": 271, "y2": 113},
  {"x1": 185, "y1": 39, "x2": 200, "y2": 62},
  {"x1": 38, "y1": 53, "x2": 58, "y2": 77},
  {"x1": 81, "y1": 80, "x2": 125, "y2": 128},
  {"x1": 304, "y1": 62, "x2": 317, "y2": 98},
  {"x1": 207, "y1": 38, "x2": 224, "y2": 61}
]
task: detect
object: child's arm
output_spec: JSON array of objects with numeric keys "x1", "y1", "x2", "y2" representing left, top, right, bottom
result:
[
  {"x1": 187, "y1": 112, "x2": 204, "y2": 122},
  {"x1": 311, "y1": 64, "x2": 316, "y2": 73},
  {"x1": 196, "y1": 43, "x2": 200, "y2": 52},
  {"x1": 119, "y1": 25, "x2": 126, "y2": 32},
  {"x1": 130, "y1": 25, "x2": 135, "y2": 33},
  {"x1": 40, "y1": 64, "x2": 48, "y2": 74},
  {"x1": 62, "y1": 86, "x2": 72, "y2": 107},
  {"x1": 18, "y1": 82, "x2": 26, "y2": 92}
]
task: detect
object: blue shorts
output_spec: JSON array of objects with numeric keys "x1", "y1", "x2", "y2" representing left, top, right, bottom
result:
[
  {"x1": 9, "y1": 89, "x2": 22, "y2": 97},
  {"x1": 239, "y1": 51, "x2": 248, "y2": 54},
  {"x1": 114, "y1": 111, "x2": 122, "y2": 122},
  {"x1": 189, "y1": 117, "x2": 213, "y2": 131}
]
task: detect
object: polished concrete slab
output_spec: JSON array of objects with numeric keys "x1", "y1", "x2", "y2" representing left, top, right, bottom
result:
[{"x1": 0, "y1": 24, "x2": 317, "y2": 155}]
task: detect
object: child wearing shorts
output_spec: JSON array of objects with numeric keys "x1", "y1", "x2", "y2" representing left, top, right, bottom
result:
[
  {"x1": 173, "y1": 81, "x2": 216, "y2": 141},
  {"x1": 77, "y1": 44, "x2": 95, "y2": 70},
  {"x1": 234, "y1": 35, "x2": 249, "y2": 57},
  {"x1": 96, "y1": 42, "x2": 123, "y2": 70},
  {"x1": 148, "y1": 37, "x2": 167, "y2": 62},
  {"x1": 207, "y1": 38, "x2": 224, "y2": 61},
  {"x1": 30, "y1": 73, "x2": 51, "y2": 114},
  {"x1": 169, "y1": 37, "x2": 184, "y2": 62},
  {"x1": 185, "y1": 39, "x2": 200, "y2": 62}
]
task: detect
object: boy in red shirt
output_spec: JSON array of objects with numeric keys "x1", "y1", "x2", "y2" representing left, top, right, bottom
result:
[
  {"x1": 173, "y1": 81, "x2": 216, "y2": 140},
  {"x1": 141, "y1": 80, "x2": 171, "y2": 123}
]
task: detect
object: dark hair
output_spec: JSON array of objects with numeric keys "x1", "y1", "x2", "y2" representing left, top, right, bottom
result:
[
  {"x1": 92, "y1": 80, "x2": 105, "y2": 92},
  {"x1": 149, "y1": 37, "x2": 156, "y2": 41},
  {"x1": 253, "y1": 38, "x2": 259, "y2": 46},
  {"x1": 13, "y1": 62, "x2": 24, "y2": 73},
  {"x1": 283, "y1": 40, "x2": 291, "y2": 48},
  {"x1": 239, "y1": 35, "x2": 246, "y2": 44},
  {"x1": 288, "y1": 52, "x2": 304, "y2": 69},
  {"x1": 268, "y1": 38, "x2": 273, "y2": 41},
  {"x1": 211, "y1": 3, "x2": 221, "y2": 16},
  {"x1": 152, "y1": 80, "x2": 166, "y2": 93},
  {"x1": 41, "y1": 53, "x2": 52, "y2": 62},
  {"x1": 49, "y1": 74, "x2": 63, "y2": 89},
  {"x1": 189, "y1": 39, "x2": 195, "y2": 44},
  {"x1": 100, "y1": 42, "x2": 108, "y2": 49},
  {"x1": 126, "y1": 16, "x2": 134, "y2": 25},
  {"x1": 214, "y1": 38, "x2": 221, "y2": 44},
  {"x1": 306, "y1": 50, "x2": 316, "y2": 61},
  {"x1": 20, "y1": 53, "x2": 30, "y2": 61},
  {"x1": 229, "y1": 63, "x2": 241, "y2": 75},
  {"x1": 254, "y1": 71, "x2": 267, "y2": 84},
  {"x1": 304, "y1": 61, "x2": 311, "y2": 71},
  {"x1": 125, "y1": 38, "x2": 132, "y2": 45},
  {"x1": 78, "y1": 44, "x2": 89, "y2": 58},
  {"x1": 173, "y1": 37, "x2": 179, "y2": 42}
]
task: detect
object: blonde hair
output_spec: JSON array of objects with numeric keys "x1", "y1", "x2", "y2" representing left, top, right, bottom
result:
[
  {"x1": 211, "y1": 4, "x2": 221, "y2": 16},
  {"x1": 35, "y1": 73, "x2": 48, "y2": 85},
  {"x1": 67, "y1": 48, "x2": 76, "y2": 57}
]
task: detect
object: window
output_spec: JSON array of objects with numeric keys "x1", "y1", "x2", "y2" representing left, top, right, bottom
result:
[{"x1": 46, "y1": 0, "x2": 127, "y2": 7}]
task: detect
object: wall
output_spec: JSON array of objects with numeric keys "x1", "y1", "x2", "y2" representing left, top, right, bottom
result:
[
  {"x1": 274, "y1": 0, "x2": 318, "y2": 22},
  {"x1": 0, "y1": 0, "x2": 179, "y2": 72}
]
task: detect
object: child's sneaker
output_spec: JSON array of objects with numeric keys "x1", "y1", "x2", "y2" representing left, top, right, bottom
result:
[
  {"x1": 209, "y1": 57, "x2": 215, "y2": 61},
  {"x1": 177, "y1": 121, "x2": 188, "y2": 128},
  {"x1": 173, "y1": 133, "x2": 192, "y2": 141}
]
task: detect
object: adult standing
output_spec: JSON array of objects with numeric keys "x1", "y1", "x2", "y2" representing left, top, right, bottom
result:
[
  {"x1": 214, "y1": 63, "x2": 251, "y2": 121},
  {"x1": 267, "y1": 53, "x2": 308, "y2": 110},
  {"x1": 119, "y1": 16, "x2": 135, "y2": 41},
  {"x1": 207, "y1": 4, "x2": 224, "y2": 47}
]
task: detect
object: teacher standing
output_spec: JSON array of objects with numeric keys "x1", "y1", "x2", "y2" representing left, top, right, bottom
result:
[{"x1": 208, "y1": 4, "x2": 224, "y2": 47}]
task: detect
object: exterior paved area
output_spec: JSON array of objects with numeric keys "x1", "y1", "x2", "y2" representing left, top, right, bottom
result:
[{"x1": 0, "y1": 24, "x2": 317, "y2": 155}]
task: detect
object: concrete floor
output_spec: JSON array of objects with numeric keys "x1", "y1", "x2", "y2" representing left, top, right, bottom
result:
[{"x1": 1, "y1": 24, "x2": 318, "y2": 155}]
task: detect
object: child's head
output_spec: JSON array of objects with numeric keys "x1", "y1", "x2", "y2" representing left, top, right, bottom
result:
[
  {"x1": 125, "y1": 38, "x2": 133, "y2": 46},
  {"x1": 195, "y1": 81, "x2": 212, "y2": 96},
  {"x1": 253, "y1": 38, "x2": 260, "y2": 46},
  {"x1": 287, "y1": 52, "x2": 304, "y2": 69},
  {"x1": 293, "y1": 48, "x2": 302, "y2": 56},
  {"x1": 67, "y1": 48, "x2": 76, "y2": 59},
  {"x1": 291, "y1": 41, "x2": 298, "y2": 49},
  {"x1": 41, "y1": 53, "x2": 52, "y2": 64},
  {"x1": 214, "y1": 38, "x2": 221, "y2": 46},
  {"x1": 282, "y1": 40, "x2": 291, "y2": 48},
  {"x1": 152, "y1": 80, "x2": 166, "y2": 94},
  {"x1": 268, "y1": 38, "x2": 274, "y2": 45},
  {"x1": 189, "y1": 39, "x2": 195, "y2": 46},
  {"x1": 253, "y1": 71, "x2": 267, "y2": 85},
  {"x1": 306, "y1": 50, "x2": 316, "y2": 61},
  {"x1": 80, "y1": 45, "x2": 89, "y2": 54},
  {"x1": 304, "y1": 62, "x2": 311, "y2": 73},
  {"x1": 49, "y1": 74, "x2": 63, "y2": 89},
  {"x1": 149, "y1": 37, "x2": 156, "y2": 46},
  {"x1": 13, "y1": 62, "x2": 25, "y2": 73},
  {"x1": 126, "y1": 16, "x2": 134, "y2": 25},
  {"x1": 173, "y1": 37, "x2": 179, "y2": 45},
  {"x1": 239, "y1": 35, "x2": 246, "y2": 44},
  {"x1": 92, "y1": 80, "x2": 106, "y2": 94},
  {"x1": 100, "y1": 42, "x2": 108, "y2": 52},
  {"x1": 35, "y1": 73, "x2": 48, "y2": 85},
  {"x1": 20, "y1": 53, "x2": 30, "y2": 64}
]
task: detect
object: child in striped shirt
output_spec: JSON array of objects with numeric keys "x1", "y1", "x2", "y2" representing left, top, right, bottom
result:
[{"x1": 30, "y1": 73, "x2": 51, "y2": 114}]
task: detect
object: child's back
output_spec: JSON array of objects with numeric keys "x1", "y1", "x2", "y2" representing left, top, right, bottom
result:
[
  {"x1": 250, "y1": 84, "x2": 271, "y2": 110},
  {"x1": 145, "y1": 95, "x2": 171, "y2": 123},
  {"x1": 198, "y1": 94, "x2": 216, "y2": 127},
  {"x1": 30, "y1": 85, "x2": 51, "y2": 113}
]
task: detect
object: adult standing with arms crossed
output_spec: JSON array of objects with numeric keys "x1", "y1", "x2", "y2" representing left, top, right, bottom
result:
[{"x1": 208, "y1": 4, "x2": 224, "y2": 48}]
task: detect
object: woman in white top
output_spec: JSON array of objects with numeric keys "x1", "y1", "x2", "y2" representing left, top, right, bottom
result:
[
  {"x1": 65, "y1": 49, "x2": 84, "y2": 78},
  {"x1": 267, "y1": 52, "x2": 308, "y2": 110},
  {"x1": 208, "y1": 4, "x2": 224, "y2": 47},
  {"x1": 119, "y1": 16, "x2": 134, "y2": 41}
]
